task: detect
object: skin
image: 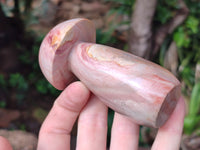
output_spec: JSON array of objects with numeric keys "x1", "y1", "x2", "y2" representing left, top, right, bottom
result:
[
  {"x1": 0, "y1": 81, "x2": 185, "y2": 150},
  {"x1": 37, "y1": 81, "x2": 185, "y2": 150},
  {"x1": 0, "y1": 136, "x2": 13, "y2": 150}
]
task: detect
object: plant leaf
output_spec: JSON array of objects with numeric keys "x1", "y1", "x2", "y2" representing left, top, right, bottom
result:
[{"x1": 189, "y1": 82, "x2": 200, "y2": 115}]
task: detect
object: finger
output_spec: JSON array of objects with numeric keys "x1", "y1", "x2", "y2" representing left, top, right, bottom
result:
[
  {"x1": 152, "y1": 97, "x2": 185, "y2": 150},
  {"x1": 76, "y1": 96, "x2": 108, "y2": 150},
  {"x1": 0, "y1": 136, "x2": 13, "y2": 150},
  {"x1": 110, "y1": 112, "x2": 139, "y2": 150},
  {"x1": 37, "y1": 81, "x2": 90, "y2": 150}
]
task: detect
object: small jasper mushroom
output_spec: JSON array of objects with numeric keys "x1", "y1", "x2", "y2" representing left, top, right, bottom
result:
[{"x1": 39, "y1": 18, "x2": 181, "y2": 128}]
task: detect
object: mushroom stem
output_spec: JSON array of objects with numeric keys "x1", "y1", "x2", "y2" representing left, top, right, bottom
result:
[{"x1": 68, "y1": 42, "x2": 180, "y2": 127}]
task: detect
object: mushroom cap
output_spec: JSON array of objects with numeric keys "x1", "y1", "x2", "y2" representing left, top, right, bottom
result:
[{"x1": 39, "y1": 18, "x2": 96, "y2": 90}]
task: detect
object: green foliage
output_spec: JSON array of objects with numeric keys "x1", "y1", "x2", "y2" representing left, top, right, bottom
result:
[
  {"x1": 170, "y1": 1, "x2": 200, "y2": 134},
  {"x1": 9, "y1": 73, "x2": 28, "y2": 91},
  {"x1": 35, "y1": 79, "x2": 48, "y2": 94},
  {"x1": 19, "y1": 51, "x2": 32, "y2": 64},
  {"x1": 105, "y1": 0, "x2": 135, "y2": 16},
  {"x1": 0, "y1": 74, "x2": 7, "y2": 107},
  {"x1": 0, "y1": 101, "x2": 6, "y2": 108},
  {"x1": 0, "y1": 23, "x2": 58, "y2": 110},
  {"x1": 47, "y1": 83, "x2": 60, "y2": 96},
  {"x1": 0, "y1": 73, "x2": 29, "y2": 104},
  {"x1": 96, "y1": 29, "x2": 117, "y2": 45},
  {"x1": 189, "y1": 83, "x2": 200, "y2": 116},
  {"x1": 173, "y1": 27, "x2": 191, "y2": 48},
  {"x1": 186, "y1": 16, "x2": 199, "y2": 34},
  {"x1": 184, "y1": 83, "x2": 200, "y2": 134},
  {"x1": 172, "y1": 8, "x2": 200, "y2": 93},
  {"x1": 1, "y1": 24, "x2": 58, "y2": 102},
  {"x1": 0, "y1": 74, "x2": 6, "y2": 88},
  {"x1": 173, "y1": 15, "x2": 199, "y2": 50},
  {"x1": 35, "y1": 79, "x2": 60, "y2": 96},
  {"x1": 9, "y1": 73, "x2": 29, "y2": 102},
  {"x1": 17, "y1": 31, "x2": 60, "y2": 97},
  {"x1": 156, "y1": 5, "x2": 173, "y2": 24},
  {"x1": 97, "y1": 0, "x2": 134, "y2": 46},
  {"x1": 19, "y1": 124, "x2": 26, "y2": 131},
  {"x1": 155, "y1": 0, "x2": 179, "y2": 24},
  {"x1": 107, "y1": 109, "x2": 114, "y2": 147}
]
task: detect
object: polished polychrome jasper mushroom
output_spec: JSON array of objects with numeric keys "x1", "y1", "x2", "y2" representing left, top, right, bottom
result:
[{"x1": 39, "y1": 18, "x2": 181, "y2": 128}]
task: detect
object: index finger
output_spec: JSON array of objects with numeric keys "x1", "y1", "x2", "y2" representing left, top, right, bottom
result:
[{"x1": 37, "y1": 81, "x2": 90, "y2": 150}]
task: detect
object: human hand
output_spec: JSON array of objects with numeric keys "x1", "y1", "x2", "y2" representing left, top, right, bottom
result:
[{"x1": 36, "y1": 81, "x2": 185, "y2": 150}]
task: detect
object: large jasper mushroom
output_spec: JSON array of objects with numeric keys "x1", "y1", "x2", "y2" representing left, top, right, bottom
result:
[{"x1": 39, "y1": 18, "x2": 181, "y2": 128}]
